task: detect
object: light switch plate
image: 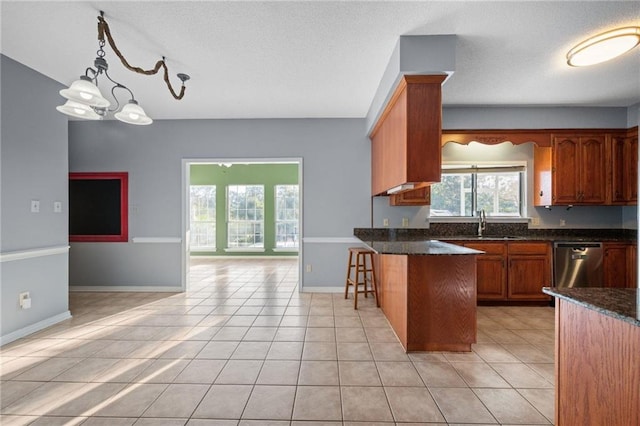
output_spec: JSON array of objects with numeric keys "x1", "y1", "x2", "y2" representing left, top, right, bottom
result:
[
  {"x1": 54, "y1": 201, "x2": 62, "y2": 213},
  {"x1": 30, "y1": 200, "x2": 40, "y2": 213}
]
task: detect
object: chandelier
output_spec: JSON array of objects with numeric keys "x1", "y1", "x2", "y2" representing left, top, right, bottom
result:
[{"x1": 57, "y1": 11, "x2": 190, "y2": 125}]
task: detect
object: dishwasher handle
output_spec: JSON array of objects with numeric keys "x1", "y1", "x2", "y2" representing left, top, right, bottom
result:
[{"x1": 554, "y1": 242, "x2": 603, "y2": 249}]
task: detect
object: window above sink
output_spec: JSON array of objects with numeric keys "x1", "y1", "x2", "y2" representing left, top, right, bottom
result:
[{"x1": 429, "y1": 162, "x2": 527, "y2": 219}]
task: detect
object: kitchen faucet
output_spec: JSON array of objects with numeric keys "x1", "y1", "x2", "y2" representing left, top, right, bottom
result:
[{"x1": 477, "y1": 209, "x2": 487, "y2": 236}]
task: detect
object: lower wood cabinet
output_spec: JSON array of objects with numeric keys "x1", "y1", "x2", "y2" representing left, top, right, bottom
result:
[
  {"x1": 629, "y1": 244, "x2": 637, "y2": 287},
  {"x1": 460, "y1": 241, "x2": 552, "y2": 302},
  {"x1": 507, "y1": 242, "x2": 552, "y2": 300},
  {"x1": 604, "y1": 242, "x2": 638, "y2": 288},
  {"x1": 463, "y1": 242, "x2": 507, "y2": 300}
]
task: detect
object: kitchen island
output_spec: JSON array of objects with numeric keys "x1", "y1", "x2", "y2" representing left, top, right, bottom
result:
[
  {"x1": 543, "y1": 287, "x2": 639, "y2": 426},
  {"x1": 360, "y1": 239, "x2": 481, "y2": 352}
]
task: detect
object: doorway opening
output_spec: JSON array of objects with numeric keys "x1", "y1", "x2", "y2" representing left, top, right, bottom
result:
[{"x1": 181, "y1": 158, "x2": 303, "y2": 292}]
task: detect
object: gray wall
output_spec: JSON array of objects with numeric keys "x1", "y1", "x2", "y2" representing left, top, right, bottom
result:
[
  {"x1": 1, "y1": 55, "x2": 70, "y2": 343},
  {"x1": 69, "y1": 118, "x2": 371, "y2": 289}
]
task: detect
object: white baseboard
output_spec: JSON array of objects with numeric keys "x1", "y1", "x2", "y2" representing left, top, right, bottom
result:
[
  {"x1": 301, "y1": 286, "x2": 343, "y2": 293},
  {"x1": 1, "y1": 311, "x2": 72, "y2": 346},
  {"x1": 70, "y1": 286, "x2": 183, "y2": 293}
]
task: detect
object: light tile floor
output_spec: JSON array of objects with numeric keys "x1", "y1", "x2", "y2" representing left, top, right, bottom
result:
[{"x1": 0, "y1": 258, "x2": 556, "y2": 425}]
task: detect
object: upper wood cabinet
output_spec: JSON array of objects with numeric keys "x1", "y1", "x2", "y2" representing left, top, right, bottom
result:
[
  {"x1": 389, "y1": 186, "x2": 431, "y2": 206},
  {"x1": 553, "y1": 135, "x2": 607, "y2": 204},
  {"x1": 535, "y1": 128, "x2": 637, "y2": 207},
  {"x1": 534, "y1": 134, "x2": 607, "y2": 206},
  {"x1": 370, "y1": 75, "x2": 446, "y2": 196},
  {"x1": 609, "y1": 129, "x2": 638, "y2": 205}
]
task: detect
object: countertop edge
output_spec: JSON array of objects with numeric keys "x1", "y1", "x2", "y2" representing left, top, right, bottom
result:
[
  {"x1": 358, "y1": 238, "x2": 483, "y2": 256},
  {"x1": 543, "y1": 287, "x2": 640, "y2": 327}
]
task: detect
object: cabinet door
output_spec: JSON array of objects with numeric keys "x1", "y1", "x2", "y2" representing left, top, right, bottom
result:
[
  {"x1": 389, "y1": 186, "x2": 431, "y2": 206},
  {"x1": 507, "y1": 255, "x2": 552, "y2": 300},
  {"x1": 579, "y1": 136, "x2": 607, "y2": 203},
  {"x1": 464, "y1": 242, "x2": 507, "y2": 301},
  {"x1": 610, "y1": 135, "x2": 627, "y2": 204},
  {"x1": 626, "y1": 134, "x2": 638, "y2": 203},
  {"x1": 553, "y1": 136, "x2": 580, "y2": 204},
  {"x1": 476, "y1": 256, "x2": 507, "y2": 300},
  {"x1": 628, "y1": 245, "x2": 637, "y2": 288},
  {"x1": 604, "y1": 244, "x2": 628, "y2": 288}
]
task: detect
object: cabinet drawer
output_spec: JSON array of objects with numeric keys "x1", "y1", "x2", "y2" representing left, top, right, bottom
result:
[
  {"x1": 508, "y1": 242, "x2": 549, "y2": 255},
  {"x1": 463, "y1": 242, "x2": 506, "y2": 255}
]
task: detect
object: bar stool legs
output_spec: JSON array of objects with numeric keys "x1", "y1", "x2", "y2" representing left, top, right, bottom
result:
[{"x1": 344, "y1": 247, "x2": 379, "y2": 309}]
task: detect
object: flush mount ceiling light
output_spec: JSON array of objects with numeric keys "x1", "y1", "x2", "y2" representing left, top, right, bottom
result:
[
  {"x1": 567, "y1": 26, "x2": 640, "y2": 67},
  {"x1": 57, "y1": 11, "x2": 190, "y2": 125}
]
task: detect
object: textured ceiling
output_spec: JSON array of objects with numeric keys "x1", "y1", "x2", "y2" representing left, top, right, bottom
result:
[{"x1": 1, "y1": 1, "x2": 639, "y2": 120}]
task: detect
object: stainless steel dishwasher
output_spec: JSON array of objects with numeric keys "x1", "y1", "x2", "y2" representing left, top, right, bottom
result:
[{"x1": 553, "y1": 242, "x2": 604, "y2": 288}]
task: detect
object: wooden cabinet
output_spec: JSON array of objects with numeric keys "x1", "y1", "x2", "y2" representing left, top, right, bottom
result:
[
  {"x1": 604, "y1": 242, "x2": 638, "y2": 288},
  {"x1": 463, "y1": 242, "x2": 507, "y2": 300},
  {"x1": 609, "y1": 129, "x2": 638, "y2": 205},
  {"x1": 370, "y1": 75, "x2": 446, "y2": 196},
  {"x1": 629, "y1": 244, "x2": 637, "y2": 288},
  {"x1": 457, "y1": 240, "x2": 552, "y2": 302},
  {"x1": 534, "y1": 134, "x2": 607, "y2": 206},
  {"x1": 507, "y1": 242, "x2": 552, "y2": 300},
  {"x1": 389, "y1": 185, "x2": 431, "y2": 206},
  {"x1": 552, "y1": 134, "x2": 607, "y2": 205}
]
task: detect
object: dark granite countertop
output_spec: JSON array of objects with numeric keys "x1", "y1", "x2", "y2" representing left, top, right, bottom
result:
[
  {"x1": 543, "y1": 287, "x2": 639, "y2": 327},
  {"x1": 355, "y1": 226, "x2": 637, "y2": 244},
  {"x1": 360, "y1": 239, "x2": 483, "y2": 256}
]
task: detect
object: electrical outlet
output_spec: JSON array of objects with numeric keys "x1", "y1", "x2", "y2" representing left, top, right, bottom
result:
[
  {"x1": 382, "y1": 218, "x2": 389, "y2": 227},
  {"x1": 305, "y1": 264, "x2": 312, "y2": 273},
  {"x1": 531, "y1": 217, "x2": 540, "y2": 226},
  {"x1": 560, "y1": 219, "x2": 566, "y2": 226},
  {"x1": 19, "y1": 292, "x2": 31, "y2": 309},
  {"x1": 53, "y1": 201, "x2": 62, "y2": 213},
  {"x1": 402, "y1": 217, "x2": 409, "y2": 227},
  {"x1": 30, "y1": 200, "x2": 40, "y2": 213}
]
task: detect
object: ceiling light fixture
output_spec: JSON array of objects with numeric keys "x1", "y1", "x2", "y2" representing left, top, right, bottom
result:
[
  {"x1": 567, "y1": 26, "x2": 640, "y2": 67},
  {"x1": 57, "y1": 11, "x2": 190, "y2": 125}
]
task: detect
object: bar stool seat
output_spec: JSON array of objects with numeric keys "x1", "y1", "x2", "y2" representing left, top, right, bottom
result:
[{"x1": 344, "y1": 247, "x2": 379, "y2": 309}]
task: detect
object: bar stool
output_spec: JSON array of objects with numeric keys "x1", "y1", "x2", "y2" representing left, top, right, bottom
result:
[{"x1": 344, "y1": 247, "x2": 379, "y2": 309}]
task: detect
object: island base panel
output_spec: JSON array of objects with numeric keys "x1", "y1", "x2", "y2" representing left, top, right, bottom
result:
[
  {"x1": 556, "y1": 299, "x2": 640, "y2": 425},
  {"x1": 379, "y1": 254, "x2": 477, "y2": 352}
]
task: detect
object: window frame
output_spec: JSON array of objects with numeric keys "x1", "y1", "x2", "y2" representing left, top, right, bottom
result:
[
  {"x1": 428, "y1": 162, "x2": 527, "y2": 220},
  {"x1": 226, "y1": 184, "x2": 265, "y2": 250},
  {"x1": 274, "y1": 184, "x2": 300, "y2": 250},
  {"x1": 189, "y1": 185, "x2": 217, "y2": 251}
]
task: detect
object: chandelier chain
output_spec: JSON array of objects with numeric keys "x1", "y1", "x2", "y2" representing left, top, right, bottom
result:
[{"x1": 97, "y1": 15, "x2": 186, "y2": 100}]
